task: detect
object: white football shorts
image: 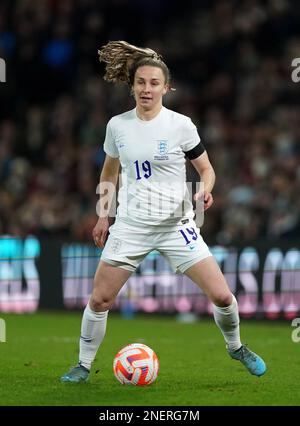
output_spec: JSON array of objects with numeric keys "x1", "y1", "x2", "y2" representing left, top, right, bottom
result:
[{"x1": 100, "y1": 218, "x2": 212, "y2": 273}]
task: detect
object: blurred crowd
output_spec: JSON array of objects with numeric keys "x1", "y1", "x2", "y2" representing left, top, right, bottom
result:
[{"x1": 0, "y1": 0, "x2": 299, "y2": 243}]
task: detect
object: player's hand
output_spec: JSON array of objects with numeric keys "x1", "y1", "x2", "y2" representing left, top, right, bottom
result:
[
  {"x1": 92, "y1": 217, "x2": 109, "y2": 248},
  {"x1": 194, "y1": 190, "x2": 214, "y2": 211}
]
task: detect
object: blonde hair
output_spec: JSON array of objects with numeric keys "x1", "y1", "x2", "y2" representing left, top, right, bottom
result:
[{"x1": 98, "y1": 40, "x2": 173, "y2": 89}]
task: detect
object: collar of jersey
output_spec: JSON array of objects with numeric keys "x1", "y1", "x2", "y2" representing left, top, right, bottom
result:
[{"x1": 134, "y1": 106, "x2": 165, "y2": 124}]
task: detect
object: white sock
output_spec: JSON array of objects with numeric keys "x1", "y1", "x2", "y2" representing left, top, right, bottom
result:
[
  {"x1": 79, "y1": 304, "x2": 108, "y2": 370},
  {"x1": 213, "y1": 294, "x2": 242, "y2": 351}
]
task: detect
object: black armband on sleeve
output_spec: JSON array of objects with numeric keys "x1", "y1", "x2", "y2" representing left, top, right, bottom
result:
[{"x1": 184, "y1": 142, "x2": 205, "y2": 160}]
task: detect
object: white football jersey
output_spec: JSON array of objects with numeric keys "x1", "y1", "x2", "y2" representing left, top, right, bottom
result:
[{"x1": 103, "y1": 106, "x2": 202, "y2": 230}]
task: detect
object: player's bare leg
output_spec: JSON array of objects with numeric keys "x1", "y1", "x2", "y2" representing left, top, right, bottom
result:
[
  {"x1": 61, "y1": 260, "x2": 132, "y2": 382},
  {"x1": 184, "y1": 256, "x2": 266, "y2": 376},
  {"x1": 184, "y1": 256, "x2": 232, "y2": 307},
  {"x1": 90, "y1": 259, "x2": 133, "y2": 311}
]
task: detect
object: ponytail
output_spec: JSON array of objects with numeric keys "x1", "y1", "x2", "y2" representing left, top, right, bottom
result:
[{"x1": 98, "y1": 40, "x2": 171, "y2": 88}]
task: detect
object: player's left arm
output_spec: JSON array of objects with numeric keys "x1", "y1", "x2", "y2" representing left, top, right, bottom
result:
[{"x1": 190, "y1": 151, "x2": 215, "y2": 211}]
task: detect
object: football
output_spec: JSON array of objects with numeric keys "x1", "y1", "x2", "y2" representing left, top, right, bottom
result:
[{"x1": 113, "y1": 343, "x2": 159, "y2": 386}]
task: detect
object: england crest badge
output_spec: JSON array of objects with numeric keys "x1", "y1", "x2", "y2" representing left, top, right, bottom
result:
[{"x1": 154, "y1": 140, "x2": 169, "y2": 160}]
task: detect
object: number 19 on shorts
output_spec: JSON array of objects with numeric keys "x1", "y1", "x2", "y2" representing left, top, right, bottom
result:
[{"x1": 179, "y1": 227, "x2": 198, "y2": 244}]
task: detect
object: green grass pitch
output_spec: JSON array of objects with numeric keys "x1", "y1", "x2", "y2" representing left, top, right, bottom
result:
[{"x1": 0, "y1": 312, "x2": 299, "y2": 406}]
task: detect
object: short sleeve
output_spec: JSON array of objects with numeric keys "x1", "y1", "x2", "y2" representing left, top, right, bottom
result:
[
  {"x1": 103, "y1": 120, "x2": 119, "y2": 158},
  {"x1": 180, "y1": 118, "x2": 201, "y2": 152}
]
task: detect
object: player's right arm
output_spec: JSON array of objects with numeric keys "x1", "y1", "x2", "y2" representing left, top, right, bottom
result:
[{"x1": 93, "y1": 155, "x2": 120, "y2": 248}]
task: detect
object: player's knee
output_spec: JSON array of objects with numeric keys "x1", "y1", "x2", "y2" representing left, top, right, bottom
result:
[
  {"x1": 90, "y1": 295, "x2": 113, "y2": 312},
  {"x1": 212, "y1": 292, "x2": 233, "y2": 307}
]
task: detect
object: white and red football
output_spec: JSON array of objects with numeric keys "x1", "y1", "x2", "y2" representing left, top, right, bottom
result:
[{"x1": 113, "y1": 343, "x2": 159, "y2": 386}]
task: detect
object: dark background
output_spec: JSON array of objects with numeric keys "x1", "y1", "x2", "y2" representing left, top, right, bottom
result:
[{"x1": 0, "y1": 0, "x2": 300, "y2": 245}]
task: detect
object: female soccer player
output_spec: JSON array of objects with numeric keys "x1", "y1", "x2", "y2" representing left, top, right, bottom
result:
[{"x1": 61, "y1": 41, "x2": 266, "y2": 382}]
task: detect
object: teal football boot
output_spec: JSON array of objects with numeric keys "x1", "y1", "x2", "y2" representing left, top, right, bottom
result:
[
  {"x1": 228, "y1": 345, "x2": 266, "y2": 377},
  {"x1": 60, "y1": 363, "x2": 90, "y2": 383}
]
